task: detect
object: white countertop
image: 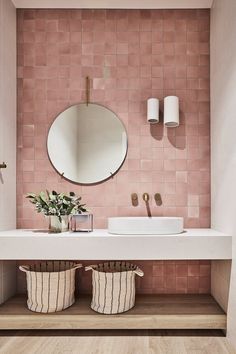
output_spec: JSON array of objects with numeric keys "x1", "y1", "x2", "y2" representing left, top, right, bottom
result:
[{"x1": 0, "y1": 228, "x2": 232, "y2": 260}]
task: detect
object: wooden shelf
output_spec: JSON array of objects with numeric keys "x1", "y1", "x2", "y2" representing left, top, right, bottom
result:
[{"x1": 0, "y1": 295, "x2": 226, "y2": 330}]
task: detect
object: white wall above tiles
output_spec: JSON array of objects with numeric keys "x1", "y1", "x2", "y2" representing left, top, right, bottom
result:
[
  {"x1": 0, "y1": 0, "x2": 17, "y2": 305},
  {"x1": 12, "y1": 0, "x2": 213, "y2": 9},
  {"x1": 211, "y1": 0, "x2": 236, "y2": 349},
  {"x1": 0, "y1": 260, "x2": 17, "y2": 305},
  {"x1": 0, "y1": 0, "x2": 16, "y2": 231}
]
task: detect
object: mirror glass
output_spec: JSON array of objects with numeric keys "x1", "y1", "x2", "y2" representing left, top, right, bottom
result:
[{"x1": 47, "y1": 103, "x2": 128, "y2": 184}]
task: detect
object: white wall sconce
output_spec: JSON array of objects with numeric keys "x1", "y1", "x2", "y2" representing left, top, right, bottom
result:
[
  {"x1": 147, "y1": 98, "x2": 159, "y2": 124},
  {"x1": 164, "y1": 96, "x2": 179, "y2": 128}
]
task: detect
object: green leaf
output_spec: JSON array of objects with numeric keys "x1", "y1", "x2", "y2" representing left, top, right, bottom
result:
[
  {"x1": 26, "y1": 190, "x2": 87, "y2": 218},
  {"x1": 26, "y1": 193, "x2": 36, "y2": 199},
  {"x1": 49, "y1": 193, "x2": 56, "y2": 201},
  {"x1": 63, "y1": 195, "x2": 72, "y2": 201},
  {"x1": 39, "y1": 191, "x2": 47, "y2": 202}
]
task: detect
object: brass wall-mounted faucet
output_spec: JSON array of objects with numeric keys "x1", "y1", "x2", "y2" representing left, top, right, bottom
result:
[
  {"x1": 131, "y1": 192, "x2": 162, "y2": 207},
  {"x1": 143, "y1": 193, "x2": 151, "y2": 217}
]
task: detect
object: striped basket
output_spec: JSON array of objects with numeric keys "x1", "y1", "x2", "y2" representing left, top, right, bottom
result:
[
  {"x1": 85, "y1": 262, "x2": 144, "y2": 314},
  {"x1": 19, "y1": 261, "x2": 82, "y2": 313}
]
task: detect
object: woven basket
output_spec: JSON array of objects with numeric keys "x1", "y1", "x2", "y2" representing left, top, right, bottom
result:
[
  {"x1": 19, "y1": 261, "x2": 82, "y2": 313},
  {"x1": 85, "y1": 262, "x2": 144, "y2": 314}
]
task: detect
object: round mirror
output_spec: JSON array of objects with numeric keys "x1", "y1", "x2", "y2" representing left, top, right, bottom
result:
[{"x1": 47, "y1": 103, "x2": 128, "y2": 184}]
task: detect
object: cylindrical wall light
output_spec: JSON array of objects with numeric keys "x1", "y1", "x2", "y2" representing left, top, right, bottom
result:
[
  {"x1": 164, "y1": 96, "x2": 179, "y2": 127},
  {"x1": 147, "y1": 98, "x2": 159, "y2": 124}
]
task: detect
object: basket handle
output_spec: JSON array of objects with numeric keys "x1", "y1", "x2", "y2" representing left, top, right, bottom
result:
[
  {"x1": 19, "y1": 264, "x2": 82, "y2": 272},
  {"x1": 85, "y1": 265, "x2": 97, "y2": 272},
  {"x1": 134, "y1": 267, "x2": 144, "y2": 277},
  {"x1": 19, "y1": 265, "x2": 30, "y2": 273},
  {"x1": 73, "y1": 263, "x2": 83, "y2": 270}
]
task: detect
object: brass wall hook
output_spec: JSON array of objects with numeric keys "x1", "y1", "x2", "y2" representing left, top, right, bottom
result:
[
  {"x1": 0, "y1": 162, "x2": 7, "y2": 169},
  {"x1": 86, "y1": 76, "x2": 90, "y2": 106}
]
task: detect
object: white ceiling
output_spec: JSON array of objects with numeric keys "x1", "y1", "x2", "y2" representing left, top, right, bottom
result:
[{"x1": 12, "y1": 0, "x2": 214, "y2": 9}]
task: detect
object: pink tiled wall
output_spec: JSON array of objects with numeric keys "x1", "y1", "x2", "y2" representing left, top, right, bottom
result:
[
  {"x1": 17, "y1": 9, "x2": 210, "y2": 294},
  {"x1": 17, "y1": 260, "x2": 211, "y2": 295}
]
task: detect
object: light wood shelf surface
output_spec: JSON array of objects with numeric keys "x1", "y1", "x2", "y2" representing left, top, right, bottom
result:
[{"x1": 0, "y1": 295, "x2": 226, "y2": 330}]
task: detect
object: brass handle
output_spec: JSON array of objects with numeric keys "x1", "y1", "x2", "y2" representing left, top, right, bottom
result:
[
  {"x1": 131, "y1": 193, "x2": 138, "y2": 206},
  {"x1": 154, "y1": 193, "x2": 162, "y2": 206},
  {"x1": 0, "y1": 162, "x2": 7, "y2": 169},
  {"x1": 143, "y1": 193, "x2": 149, "y2": 202}
]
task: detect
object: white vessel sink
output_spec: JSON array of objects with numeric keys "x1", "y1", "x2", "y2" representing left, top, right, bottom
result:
[{"x1": 108, "y1": 217, "x2": 184, "y2": 235}]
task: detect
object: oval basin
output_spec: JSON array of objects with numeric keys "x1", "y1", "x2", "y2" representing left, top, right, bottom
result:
[{"x1": 108, "y1": 217, "x2": 184, "y2": 235}]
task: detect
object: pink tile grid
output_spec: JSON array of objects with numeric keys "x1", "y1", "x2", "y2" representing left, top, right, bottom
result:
[
  {"x1": 17, "y1": 9, "x2": 210, "y2": 231},
  {"x1": 17, "y1": 9, "x2": 210, "y2": 294},
  {"x1": 17, "y1": 260, "x2": 211, "y2": 295}
]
